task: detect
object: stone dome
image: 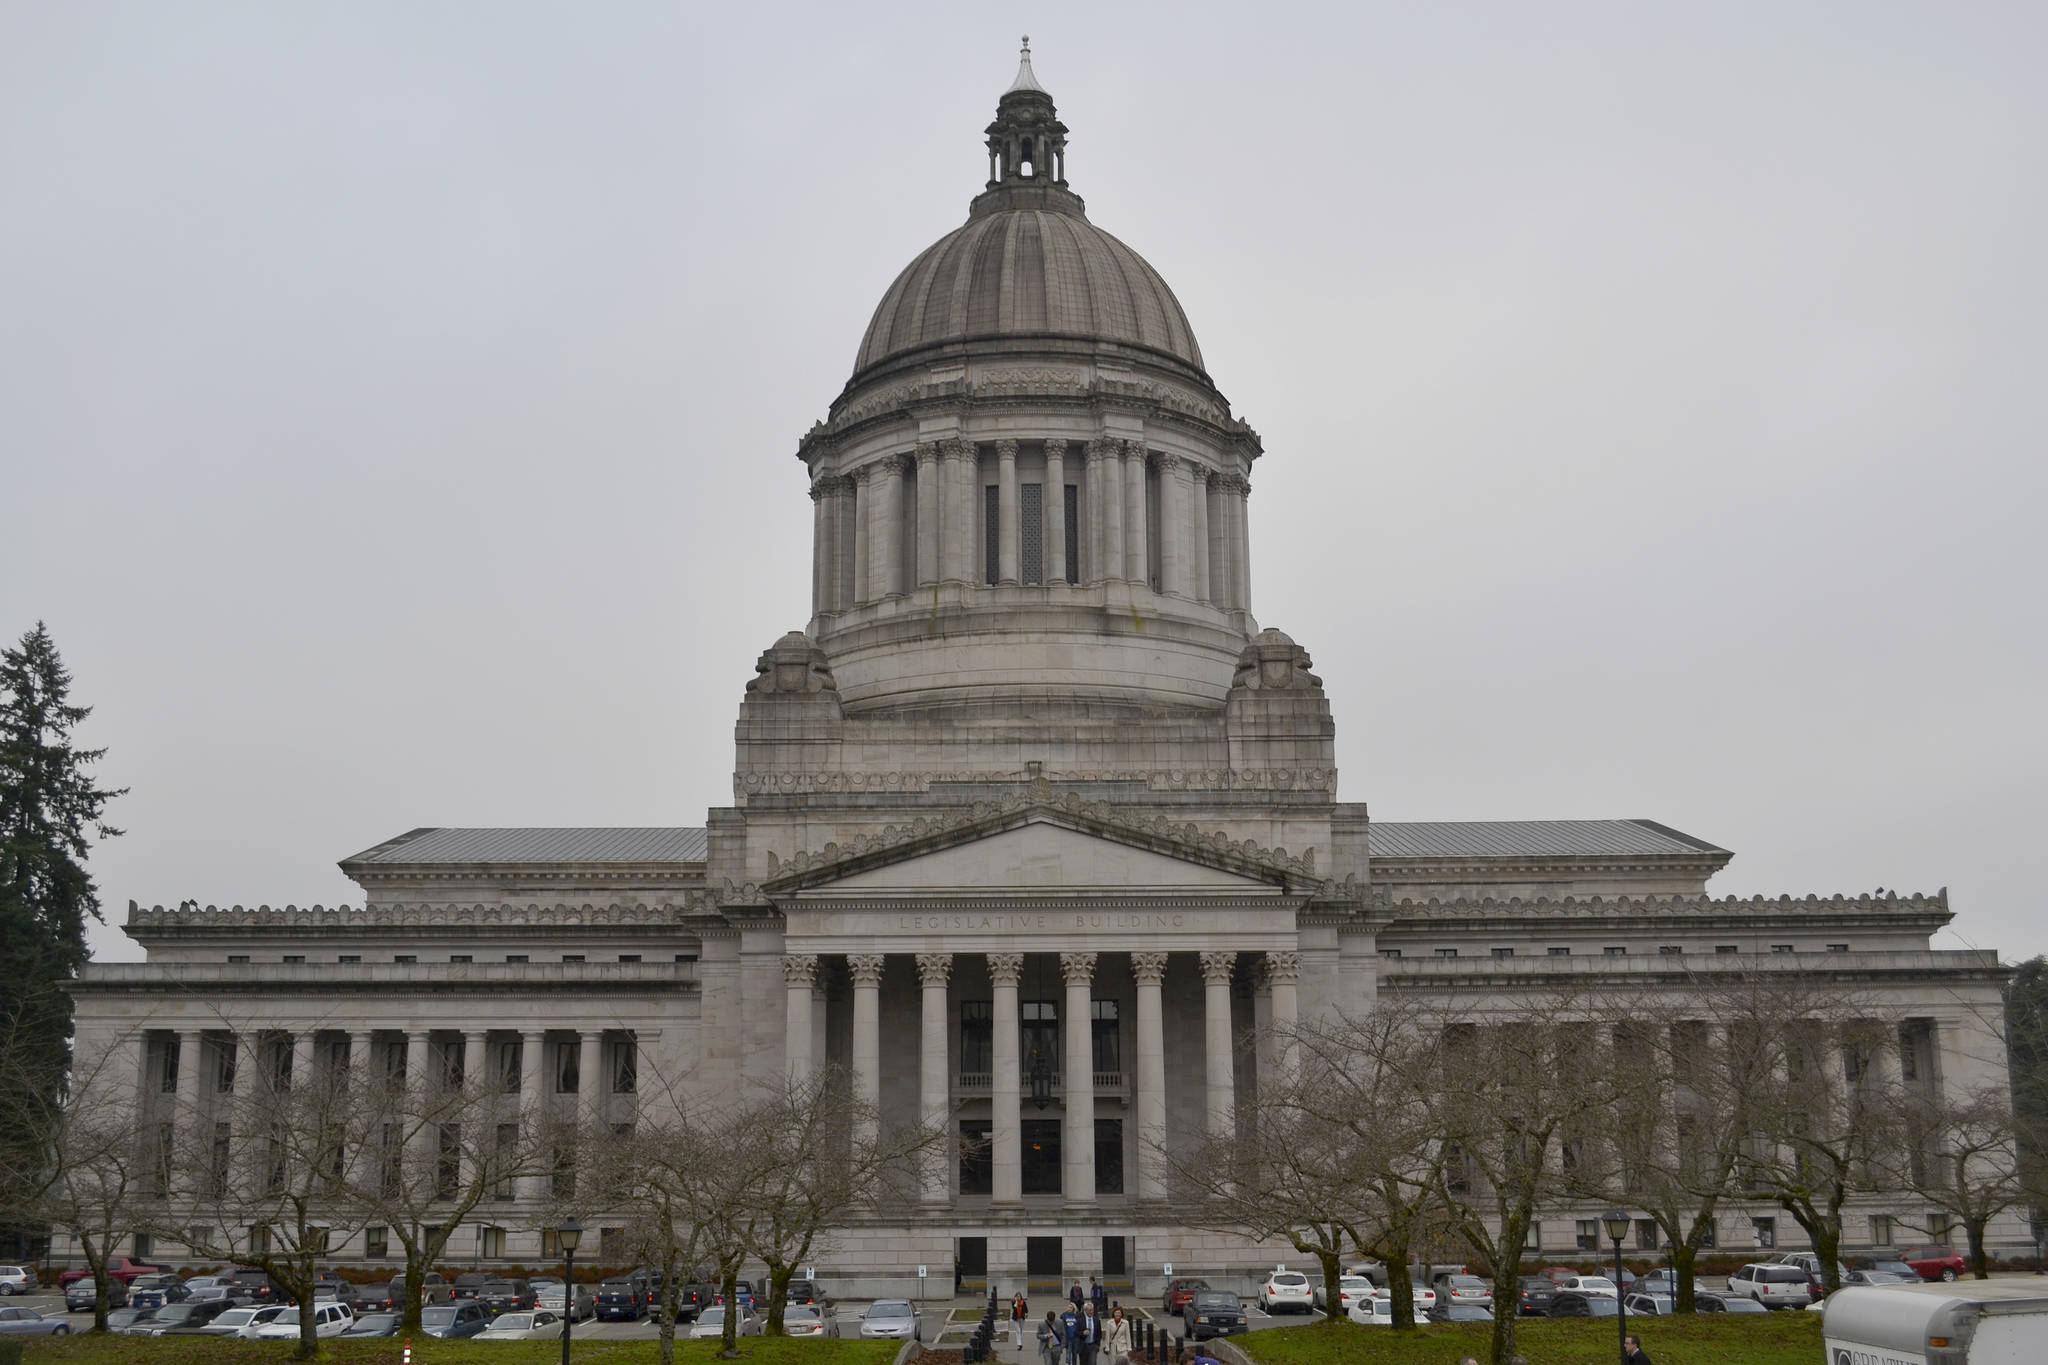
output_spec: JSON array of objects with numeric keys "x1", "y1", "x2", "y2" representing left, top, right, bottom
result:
[{"x1": 851, "y1": 197, "x2": 1207, "y2": 381}]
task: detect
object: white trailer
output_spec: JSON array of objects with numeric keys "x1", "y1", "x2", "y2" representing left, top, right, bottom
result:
[{"x1": 1822, "y1": 1280, "x2": 2048, "y2": 1365}]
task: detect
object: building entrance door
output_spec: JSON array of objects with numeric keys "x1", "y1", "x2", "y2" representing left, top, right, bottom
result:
[
  {"x1": 1021, "y1": 1119, "x2": 1061, "y2": 1194},
  {"x1": 1027, "y1": 1236, "x2": 1063, "y2": 1286}
]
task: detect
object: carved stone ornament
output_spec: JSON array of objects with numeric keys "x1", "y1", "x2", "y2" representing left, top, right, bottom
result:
[
  {"x1": 943, "y1": 437, "x2": 975, "y2": 462},
  {"x1": 744, "y1": 631, "x2": 839, "y2": 696},
  {"x1": 782, "y1": 953, "x2": 819, "y2": 987},
  {"x1": 847, "y1": 954, "x2": 887, "y2": 987},
  {"x1": 995, "y1": 438, "x2": 1019, "y2": 459},
  {"x1": 1154, "y1": 452, "x2": 1183, "y2": 475},
  {"x1": 916, "y1": 953, "x2": 954, "y2": 988},
  {"x1": 1130, "y1": 951, "x2": 1169, "y2": 985},
  {"x1": 1059, "y1": 951, "x2": 1098, "y2": 986},
  {"x1": 1263, "y1": 950, "x2": 1301, "y2": 985},
  {"x1": 914, "y1": 442, "x2": 939, "y2": 466},
  {"x1": 1085, "y1": 438, "x2": 1117, "y2": 462},
  {"x1": 1199, "y1": 950, "x2": 1238, "y2": 985},
  {"x1": 986, "y1": 952, "x2": 1025, "y2": 986},
  {"x1": 1044, "y1": 438, "x2": 1068, "y2": 459},
  {"x1": 1229, "y1": 628, "x2": 1323, "y2": 693}
]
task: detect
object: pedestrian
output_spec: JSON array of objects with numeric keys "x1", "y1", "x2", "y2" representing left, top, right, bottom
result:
[
  {"x1": 1623, "y1": 1335, "x2": 1655, "y2": 1365},
  {"x1": 1078, "y1": 1301, "x2": 1102, "y2": 1365},
  {"x1": 1037, "y1": 1311, "x2": 1061, "y2": 1365},
  {"x1": 1012, "y1": 1288, "x2": 1030, "y2": 1351},
  {"x1": 1060, "y1": 1302, "x2": 1083, "y2": 1365},
  {"x1": 1089, "y1": 1277, "x2": 1107, "y2": 1318},
  {"x1": 1102, "y1": 1305, "x2": 1132, "y2": 1362},
  {"x1": 1070, "y1": 1282, "x2": 1085, "y2": 1311}
]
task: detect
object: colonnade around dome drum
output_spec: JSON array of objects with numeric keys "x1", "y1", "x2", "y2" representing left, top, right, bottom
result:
[{"x1": 809, "y1": 438, "x2": 1251, "y2": 615}]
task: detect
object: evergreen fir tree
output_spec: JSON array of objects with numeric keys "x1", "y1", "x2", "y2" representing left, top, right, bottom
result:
[{"x1": 0, "y1": 621, "x2": 125, "y2": 1220}]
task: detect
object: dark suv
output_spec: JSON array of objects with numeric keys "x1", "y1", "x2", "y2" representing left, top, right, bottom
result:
[
  {"x1": 222, "y1": 1269, "x2": 282, "y2": 1304},
  {"x1": 477, "y1": 1279, "x2": 536, "y2": 1317},
  {"x1": 595, "y1": 1275, "x2": 650, "y2": 1322}
]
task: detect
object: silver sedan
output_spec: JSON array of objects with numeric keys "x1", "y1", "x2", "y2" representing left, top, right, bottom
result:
[
  {"x1": 0, "y1": 1307, "x2": 73, "y2": 1336},
  {"x1": 859, "y1": 1300, "x2": 923, "y2": 1340}
]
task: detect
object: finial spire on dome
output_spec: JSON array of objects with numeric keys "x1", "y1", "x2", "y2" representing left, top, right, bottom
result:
[{"x1": 1007, "y1": 35, "x2": 1047, "y2": 93}]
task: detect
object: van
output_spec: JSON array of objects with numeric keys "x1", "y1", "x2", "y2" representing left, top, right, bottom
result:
[
  {"x1": 1727, "y1": 1262, "x2": 1812, "y2": 1310},
  {"x1": 1822, "y1": 1279, "x2": 2048, "y2": 1364}
]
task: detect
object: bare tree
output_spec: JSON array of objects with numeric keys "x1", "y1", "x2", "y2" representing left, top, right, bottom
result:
[{"x1": 1898, "y1": 1083, "x2": 2023, "y2": 1278}]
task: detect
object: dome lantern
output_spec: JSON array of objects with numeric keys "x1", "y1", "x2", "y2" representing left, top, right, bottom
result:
[{"x1": 985, "y1": 37, "x2": 1068, "y2": 188}]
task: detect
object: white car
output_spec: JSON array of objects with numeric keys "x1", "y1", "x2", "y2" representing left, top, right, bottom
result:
[
  {"x1": 782, "y1": 1305, "x2": 839, "y2": 1337},
  {"x1": 255, "y1": 1301, "x2": 356, "y2": 1339},
  {"x1": 1347, "y1": 1297, "x2": 1428, "y2": 1327},
  {"x1": 690, "y1": 1306, "x2": 763, "y2": 1339},
  {"x1": 1556, "y1": 1275, "x2": 1617, "y2": 1300},
  {"x1": 1260, "y1": 1271, "x2": 1314, "y2": 1314},
  {"x1": 1313, "y1": 1276, "x2": 1374, "y2": 1314},
  {"x1": 858, "y1": 1300, "x2": 922, "y2": 1339},
  {"x1": 476, "y1": 1310, "x2": 565, "y2": 1340},
  {"x1": 536, "y1": 1284, "x2": 594, "y2": 1321},
  {"x1": 1623, "y1": 1293, "x2": 1678, "y2": 1316},
  {"x1": 205, "y1": 1305, "x2": 288, "y2": 1338},
  {"x1": 0, "y1": 1267, "x2": 32, "y2": 1296}
]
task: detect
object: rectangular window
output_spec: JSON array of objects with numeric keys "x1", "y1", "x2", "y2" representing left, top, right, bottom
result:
[
  {"x1": 131, "y1": 1233, "x2": 153, "y2": 1260},
  {"x1": 282, "y1": 955, "x2": 305, "y2": 964},
  {"x1": 1575, "y1": 1220, "x2": 1598, "y2": 1251},
  {"x1": 339, "y1": 954, "x2": 361, "y2": 964},
  {"x1": 1771, "y1": 944, "x2": 1794, "y2": 954},
  {"x1": 561, "y1": 954, "x2": 584, "y2": 964},
  {"x1": 365, "y1": 1225, "x2": 388, "y2": 1259},
  {"x1": 1091, "y1": 1000, "x2": 1120, "y2": 1075},
  {"x1": 1064, "y1": 485, "x2": 1080, "y2": 583},
  {"x1": 248, "y1": 1225, "x2": 270, "y2": 1257},
  {"x1": 1547, "y1": 947, "x2": 1570, "y2": 957},
  {"x1": 394, "y1": 955, "x2": 416, "y2": 964},
  {"x1": 1094, "y1": 1118, "x2": 1125, "y2": 1195},
  {"x1": 1658, "y1": 945, "x2": 1684, "y2": 956},
  {"x1": 1525, "y1": 1223, "x2": 1542, "y2": 1250},
  {"x1": 499, "y1": 1041, "x2": 521, "y2": 1094},
  {"x1": 1870, "y1": 1215, "x2": 1893, "y2": 1246},
  {"x1": 480, "y1": 1226, "x2": 504, "y2": 1259},
  {"x1": 1434, "y1": 948, "x2": 1458, "y2": 959},
  {"x1": 1021, "y1": 482, "x2": 1043, "y2": 584},
  {"x1": 494, "y1": 1124, "x2": 518, "y2": 1201},
  {"x1": 551, "y1": 1144, "x2": 576, "y2": 1199},
  {"x1": 211, "y1": 1122, "x2": 232, "y2": 1198},
  {"x1": 1021, "y1": 1118, "x2": 1061, "y2": 1195},
  {"x1": 1636, "y1": 1219, "x2": 1660, "y2": 1251},
  {"x1": 599, "y1": 1226, "x2": 624, "y2": 1263},
  {"x1": 436, "y1": 1125, "x2": 460, "y2": 1197},
  {"x1": 1604, "y1": 946, "x2": 1626, "y2": 957},
  {"x1": 1021, "y1": 1001, "x2": 1058, "y2": 1083},
  {"x1": 556, "y1": 1042, "x2": 578, "y2": 1094},
  {"x1": 505, "y1": 955, "x2": 528, "y2": 964},
  {"x1": 674, "y1": 953, "x2": 696, "y2": 963},
  {"x1": 1491, "y1": 948, "x2": 1514, "y2": 959},
  {"x1": 380, "y1": 1122, "x2": 401, "y2": 1197},
  {"x1": 1752, "y1": 1217, "x2": 1776, "y2": 1249},
  {"x1": 618, "y1": 954, "x2": 641, "y2": 963},
  {"x1": 1699, "y1": 1220, "x2": 1717, "y2": 1249},
  {"x1": 227, "y1": 954, "x2": 250, "y2": 964},
  {"x1": 1827, "y1": 943, "x2": 1850, "y2": 952},
  {"x1": 959, "y1": 1120, "x2": 993, "y2": 1195},
  {"x1": 611, "y1": 1035, "x2": 637, "y2": 1094},
  {"x1": 1380, "y1": 948, "x2": 1402, "y2": 959},
  {"x1": 1715, "y1": 945, "x2": 1738, "y2": 954},
  {"x1": 450, "y1": 954, "x2": 472, "y2": 964},
  {"x1": 1928, "y1": 1213, "x2": 1951, "y2": 1244},
  {"x1": 960, "y1": 1001, "x2": 993, "y2": 1076},
  {"x1": 984, "y1": 484, "x2": 1000, "y2": 585},
  {"x1": 217, "y1": 1042, "x2": 237, "y2": 1094}
]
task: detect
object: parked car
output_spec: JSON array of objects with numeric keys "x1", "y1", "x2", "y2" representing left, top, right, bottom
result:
[
  {"x1": 716, "y1": 1279, "x2": 758, "y2": 1310},
  {"x1": 184, "y1": 1284, "x2": 246, "y2": 1307},
  {"x1": 1727, "y1": 1262, "x2": 1813, "y2": 1309},
  {"x1": 1347, "y1": 1297, "x2": 1423, "y2": 1326},
  {"x1": 1717, "y1": 1295, "x2": 1769, "y2": 1313},
  {"x1": 1183, "y1": 1290, "x2": 1248, "y2": 1339},
  {"x1": 419, "y1": 1302, "x2": 492, "y2": 1338},
  {"x1": 339, "y1": 1312, "x2": 403, "y2": 1337},
  {"x1": 66, "y1": 1279, "x2": 128, "y2": 1311},
  {"x1": 452, "y1": 1272, "x2": 490, "y2": 1301},
  {"x1": 1845, "y1": 1269, "x2": 1914, "y2": 1287},
  {"x1": 1554, "y1": 1274, "x2": 1617, "y2": 1300},
  {"x1": 134, "y1": 1299, "x2": 237, "y2": 1335},
  {"x1": 859, "y1": 1300, "x2": 921, "y2": 1340},
  {"x1": 1260, "y1": 1271, "x2": 1314, "y2": 1314},
  {"x1": 693, "y1": 1305, "x2": 764, "y2": 1339},
  {"x1": 1624, "y1": 1293, "x2": 1679, "y2": 1316},
  {"x1": 312, "y1": 1274, "x2": 362, "y2": 1307},
  {"x1": 1861, "y1": 1259, "x2": 1920, "y2": 1279},
  {"x1": 59, "y1": 1257, "x2": 166, "y2": 1288},
  {"x1": 1633, "y1": 1270, "x2": 1677, "y2": 1298},
  {"x1": 537, "y1": 1282, "x2": 595, "y2": 1321},
  {"x1": 787, "y1": 1279, "x2": 832, "y2": 1316},
  {"x1": 1314, "y1": 1276, "x2": 1375, "y2": 1314},
  {"x1": 478, "y1": 1309, "x2": 566, "y2": 1341},
  {"x1": 1162, "y1": 1278, "x2": 1210, "y2": 1316},
  {"x1": 379, "y1": 1272, "x2": 453, "y2": 1311},
  {"x1": 477, "y1": 1278, "x2": 537, "y2": 1316},
  {"x1": 782, "y1": 1305, "x2": 839, "y2": 1338},
  {"x1": 101, "y1": 1307, "x2": 156, "y2": 1334},
  {"x1": 1548, "y1": 1291, "x2": 1619, "y2": 1318},
  {"x1": 1516, "y1": 1276, "x2": 1557, "y2": 1316},
  {"x1": 257, "y1": 1301, "x2": 357, "y2": 1339},
  {"x1": 126, "y1": 1273, "x2": 190, "y2": 1310},
  {"x1": 201, "y1": 1305, "x2": 288, "y2": 1338},
  {"x1": 1429, "y1": 1303, "x2": 1492, "y2": 1323},
  {"x1": 596, "y1": 1274, "x2": 650, "y2": 1321},
  {"x1": 1435, "y1": 1275, "x2": 1493, "y2": 1309},
  {"x1": 0, "y1": 1307, "x2": 71, "y2": 1336},
  {"x1": 220, "y1": 1268, "x2": 283, "y2": 1303},
  {"x1": 0, "y1": 1266, "x2": 35, "y2": 1296},
  {"x1": 1898, "y1": 1245, "x2": 1968, "y2": 1282}
]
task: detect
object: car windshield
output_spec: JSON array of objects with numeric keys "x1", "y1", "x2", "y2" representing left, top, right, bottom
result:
[
  {"x1": 422, "y1": 1308, "x2": 456, "y2": 1326},
  {"x1": 787, "y1": 1308, "x2": 820, "y2": 1322},
  {"x1": 1338, "y1": 1278, "x2": 1370, "y2": 1290},
  {"x1": 1194, "y1": 1294, "x2": 1238, "y2": 1308},
  {"x1": 1577, "y1": 1277, "x2": 1614, "y2": 1290},
  {"x1": 495, "y1": 1314, "x2": 534, "y2": 1330},
  {"x1": 354, "y1": 1315, "x2": 397, "y2": 1328},
  {"x1": 1448, "y1": 1277, "x2": 1485, "y2": 1288},
  {"x1": 869, "y1": 1302, "x2": 912, "y2": 1318},
  {"x1": 273, "y1": 1309, "x2": 301, "y2": 1325},
  {"x1": 216, "y1": 1310, "x2": 257, "y2": 1327},
  {"x1": 699, "y1": 1309, "x2": 726, "y2": 1326}
]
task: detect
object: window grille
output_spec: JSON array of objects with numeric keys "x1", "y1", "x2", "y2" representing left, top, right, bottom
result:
[
  {"x1": 984, "y1": 485, "x2": 1000, "y2": 584},
  {"x1": 960, "y1": 1002, "x2": 993, "y2": 1075},
  {"x1": 1021, "y1": 483, "x2": 1043, "y2": 583},
  {"x1": 1091, "y1": 1000, "x2": 1121, "y2": 1074},
  {"x1": 1064, "y1": 485, "x2": 1080, "y2": 582}
]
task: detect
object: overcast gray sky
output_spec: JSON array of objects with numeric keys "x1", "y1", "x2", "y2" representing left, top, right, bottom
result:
[{"x1": 4, "y1": 1, "x2": 2043, "y2": 967}]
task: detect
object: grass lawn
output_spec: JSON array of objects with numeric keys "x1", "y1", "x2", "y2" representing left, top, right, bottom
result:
[
  {"x1": 1235, "y1": 1314, "x2": 1824, "y2": 1365},
  {"x1": 18, "y1": 1335, "x2": 905, "y2": 1365}
]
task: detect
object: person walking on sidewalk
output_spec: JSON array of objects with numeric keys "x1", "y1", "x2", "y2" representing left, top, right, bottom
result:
[
  {"x1": 1037, "y1": 1311, "x2": 1061, "y2": 1365},
  {"x1": 1011, "y1": 1289, "x2": 1029, "y2": 1350},
  {"x1": 1101, "y1": 1305, "x2": 1132, "y2": 1362}
]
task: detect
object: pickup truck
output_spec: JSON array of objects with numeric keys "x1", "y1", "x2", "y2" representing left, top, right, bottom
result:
[{"x1": 58, "y1": 1259, "x2": 170, "y2": 1289}]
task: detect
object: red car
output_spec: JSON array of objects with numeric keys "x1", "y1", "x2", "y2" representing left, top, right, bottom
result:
[
  {"x1": 1898, "y1": 1245, "x2": 1967, "y2": 1282},
  {"x1": 1162, "y1": 1278, "x2": 1210, "y2": 1316}
]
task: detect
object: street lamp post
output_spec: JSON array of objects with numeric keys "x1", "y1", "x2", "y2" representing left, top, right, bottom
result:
[
  {"x1": 1602, "y1": 1211, "x2": 1631, "y2": 1365},
  {"x1": 558, "y1": 1218, "x2": 583, "y2": 1365}
]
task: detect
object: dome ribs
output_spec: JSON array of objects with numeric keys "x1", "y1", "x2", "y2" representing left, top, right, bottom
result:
[
  {"x1": 924, "y1": 221, "x2": 984, "y2": 348},
  {"x1": 965, "y1": 215, "x2": 1009, "y2": 337},
  {"x1": 1039, "y1": 211, "x2": 1091, "y2": 339},
  {"x1": 1010, "y1": 211, "x2": 1048, "y2": 333}
]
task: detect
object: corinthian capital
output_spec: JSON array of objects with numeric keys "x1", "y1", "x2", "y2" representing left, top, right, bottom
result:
[
  {"x1": 782, "y1": 953, "x2": 819, "y2": 988},
  {"x1": 914, "y1": 441, "x2": 939, "y2": 467},
  {"x1": 1086, "y1": 438, "x2": 1117, "y2": 463},
  {"x1": 1059, "y1": 951, "x2": 1098, "y2": 986},
  {"x1": 986, "y1": 952, "x2": 1025, "y2": 987},
  {"x1": 943, "y1": 437, "x2": 975, "y2": 463},
  {"x1": 1043, "y1": 438, "x2": 1068, "y2": 461},
  {"x1": 847, "y1": 954, "x2": 886, "y2": 988},
  {"x1": 1263, "y1": 950, "x2": 1301, "y2": 986},
  {"x1": 1199, "y1": 950, "x2": 1238, "y2": 986},
  {"x1": 1130, "y1": 952, "x2": 1169, "y2": 986},
  {"x1": 1154, "y1": 452, "x2": 1184, "y2": 475},
  {"x1": 995, "y1": 438, "x2": 1019, "y2": 460},
  {"x1": 916, "y1": 953, "x2": 953, "y2": 989}
]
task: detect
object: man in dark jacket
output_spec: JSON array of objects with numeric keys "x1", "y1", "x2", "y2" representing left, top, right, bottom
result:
[
  {"x1": 1089, "y1": 1278, "x2": 1107, "y2": 1317},
  {"x1": 1623, "y1": 1335, "x2": 1654, "y2": 1365},
  {"x1": 1077, "y1": 1302, "x2": 1102, "y2": 1365}
]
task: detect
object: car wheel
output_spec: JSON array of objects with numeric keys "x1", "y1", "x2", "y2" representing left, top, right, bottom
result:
[
  {"x1": 53, "y1": 1326, "x2": 69, "y2": 1335},
  {"x1": 1941, "y1": 1269, "x2": 1957, "y2": 1282}
]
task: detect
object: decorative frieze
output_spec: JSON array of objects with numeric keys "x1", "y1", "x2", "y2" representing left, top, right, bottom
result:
[{"x1": 735, "y1": 766, "x2": 1340, "y2": 795}]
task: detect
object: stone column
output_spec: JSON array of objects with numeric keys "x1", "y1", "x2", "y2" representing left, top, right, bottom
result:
[
  {"x1": 810, "y1": 475, "x2": 831, "y2": 615},
  {"x1": 915, "y1": 443, "x2": 941, "y2": 588},
  {"x1": 1265, "y1": 951, "x2": 1300, "y2": 1079},
  {"x1": 1132, "y1": 952, "x2": 1169, "y2": 1202},
  {"x1": 348, "y1": 1030, "x2": 374, "y2": 1076},
  {"x1": 851, "y1": 465, "x2": 872, "y2": 605},
  {"x1": 173, "y1": 1029, "x2": 203, "y2": 1180},
  {"x1": 783, "y1": 954, "x2": 818, "y2": 1085},
  {"x1": 943, "y1": 439, "x2": 976, "y2": 583},
  {"x1": 1235, "y1": 476, "x2": 1254, "y2": 610},
  {"x1": 1061, "y1": 951, "x2": 1098, "y2": 1204},
  {"x1": 989, "y1": 952, "x2": 1025, "y2": 1206},
  {"x1": 519, "y1": 1030, "x2": 548, "y2": 1200},
  {"x1": 1190, "y1": 469, "x2": 1211, "y2": 603},
  {"x1": 459, "y1": 1030, "x2": 488, "y2": 1187},
  {"x1": 1200, "y1": 952, "x2": 1237, "y2": 1141},
  {"x1": 578, "y1": 1032, "x2": 604, "y2": 1124},
  {"x1": 996, "y1": 439, "x2": 1020, "y2": 584},
  {"x1": 849, "y1": 955, "x2": 885, "y2": 1145},
  {"x1": 1122, "y1": 442, "x2": 1149, "y2": 585},
  {"x1": 405, "y1": 1030, "x2": 434, "y2": 1174},
  {"x1": 1092, "y1": 438, "x2": 1123, "y2": 583},
  {"x1": 875, "y1": 454, "x2": 905, "y2": 599},
  {"x1": 462, "y1": 1030, "x2": 487, "y2": 1095},
  {"x1": 1206, "y1": 474, "x2": 1230, "y2": 606},
  {"x1": 917, "y1": 954, "x2": 954, "y2": 1203},
  {"x1": 1043, "y1": 439, "x2": 1069, "y2": 584},
  {"x1": 1157, "y1": 453, "x2": 1189, "y2": 598}
]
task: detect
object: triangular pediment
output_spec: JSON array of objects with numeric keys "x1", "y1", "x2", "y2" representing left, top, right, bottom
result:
[{"x1": 761, "y1": 787, "x2": 1318, "y2": 899}]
